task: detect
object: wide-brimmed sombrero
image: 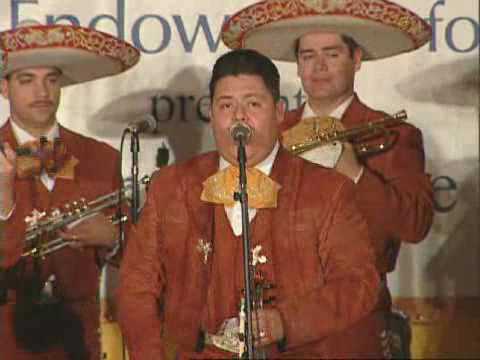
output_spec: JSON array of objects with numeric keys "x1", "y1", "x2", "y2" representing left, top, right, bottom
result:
[
  {"x1": 222, "y1": 0, "x2": 432, "y2": 61},
  {"x1": 0, "y1": 24, "x2": 140, "y2": 86}
]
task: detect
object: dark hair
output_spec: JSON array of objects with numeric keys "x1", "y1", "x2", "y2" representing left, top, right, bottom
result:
[
  {"x1": 209, "y1": 49, "x2": 280, "y2": 102},
  {"x1": 294, "y1": 34, "x2": 360, "y2": 59}
]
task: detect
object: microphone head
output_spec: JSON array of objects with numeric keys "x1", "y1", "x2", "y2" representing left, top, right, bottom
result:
[
  {"x1": 128, "y1": 114, "x2": 158, "y2": 134},
  {"x1": 230, "y1": 121, "x2": 253, "y2": 144},
  {"x1": 143, "y1": 115, "x2": 158, "y2": 133}
]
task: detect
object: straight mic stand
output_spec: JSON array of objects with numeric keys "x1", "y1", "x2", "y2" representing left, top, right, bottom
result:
[
  {"x1": 234, "y1": 136, "x2": 255, "y2": 359},
  {"x1": 130, "y1": 130, "x2": 140, "y2": 224}
]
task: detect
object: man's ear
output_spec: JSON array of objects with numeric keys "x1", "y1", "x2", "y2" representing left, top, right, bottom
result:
[
  {"x1": 208, "y1": 106, "x2": 213, "y2": 124},
  {"x1": 0, "y1": 78, "x2": 9, "y2": 100},
  {"x1": 276, "y1": 98, "x2": 286, "y2": 125},
  {"x1": 296, "y1": 59, "x2": 303, "y2": 78},
  {"x1": 353, "y1": 47, "x2": 363, "y2": 72}
]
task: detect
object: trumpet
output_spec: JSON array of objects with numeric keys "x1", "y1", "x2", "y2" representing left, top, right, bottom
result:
[
  {"x1": 22, "y1": 175, "x2": 150, "y2": 259},
  {"x1": 286, "y1": 110, "x2": 408, "y2": 156},
  {"x1": 22, "y1": 190, "x2": 127, "y2": 259}
]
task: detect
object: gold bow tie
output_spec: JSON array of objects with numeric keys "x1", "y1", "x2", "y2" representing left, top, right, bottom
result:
[
  {"x1": 200, "y1": 166, "x2": 281, "y2": 208},
  {"x1": 282, "y1": 116, "x2": 344, "y2": 151},
  {"x1": 15, "y1": 138, "x2": 79, "y2": 180}
]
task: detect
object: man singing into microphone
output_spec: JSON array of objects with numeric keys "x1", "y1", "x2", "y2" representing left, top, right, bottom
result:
[{"x1": 118, "y1": 49, "x2": 381, "y2": 359}]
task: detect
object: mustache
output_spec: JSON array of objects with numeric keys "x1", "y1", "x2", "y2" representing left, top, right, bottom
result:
[{"x1": 30, "y1": 101, "x2": 54, "y2": 107}]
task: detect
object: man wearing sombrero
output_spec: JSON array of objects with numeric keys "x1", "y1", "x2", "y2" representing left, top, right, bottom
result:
[
  {"x1": 222, "y1": 0, "x2": 434, "y2": 357},
  {"x1": 0, "y1": 24, "x2": 139, "y2": 359}
]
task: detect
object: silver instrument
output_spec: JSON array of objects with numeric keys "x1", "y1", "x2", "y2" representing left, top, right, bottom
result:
[{"x1": 22, "y1": 176, "x2": 150, "y2": 259}]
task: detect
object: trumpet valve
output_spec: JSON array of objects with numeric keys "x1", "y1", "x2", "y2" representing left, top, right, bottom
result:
[
  {"x1": 50, "y1": 208, "x2": 61, "y2": 218},
  {"x1": 63, "y1": 203, "x2": 74, "y2": 216},
  {"x1": 25, "y1": 209, "x2": 46, "y2": 227}
]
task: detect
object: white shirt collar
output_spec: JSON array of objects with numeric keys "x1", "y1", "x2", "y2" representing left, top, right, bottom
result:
[
  {"x1": 219, "y1": 141, "x2": 280, "y2": 176},
  {"x1": 303, "y1": 95, "x2": 354, "y2": 120},
  {"x1": 10, "y1": 119, "x2": 60, "y2": 145}
]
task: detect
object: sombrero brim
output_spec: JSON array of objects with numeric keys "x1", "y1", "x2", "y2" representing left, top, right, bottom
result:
[
  {"x1": 222, "y1": 0, "x2": 432, "y2": 62},
  {"x1": 0, "y1": 25, "x2": 140, "y2": 86}
]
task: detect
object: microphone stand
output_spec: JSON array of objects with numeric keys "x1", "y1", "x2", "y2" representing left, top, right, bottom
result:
[
  {"x1": 130, "y1": 129, "x2": 140, "y2": 224},
  {"x1": 234, "y1": 136, "x2": 255, "y2": 359}
]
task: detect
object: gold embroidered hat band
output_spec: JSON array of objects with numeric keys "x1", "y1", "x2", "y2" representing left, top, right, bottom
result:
[
  {"x1": 221, "y1": 0, "x2": 432, "y2": 62},
  {"x1": 0, "y1": 24, "x2": 140, "y2": 86}
]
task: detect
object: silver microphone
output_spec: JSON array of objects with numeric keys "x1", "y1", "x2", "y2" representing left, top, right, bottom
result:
[
  {"x1": 127, "y1": 114, "x2": 158, "y2": 134},
  {"x1": 230, "y1": 122, "x2": 253, "y2": 144}
]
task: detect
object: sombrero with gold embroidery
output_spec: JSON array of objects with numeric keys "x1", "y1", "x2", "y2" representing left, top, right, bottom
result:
[
  {"x1": 222, "y1": 0, "x2": 432, "y2": 61},
  {"x1": 0, "y1": 24, "x2": 140, "y2": 86}
]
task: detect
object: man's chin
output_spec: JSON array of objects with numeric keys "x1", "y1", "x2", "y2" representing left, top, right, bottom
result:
[
  {"x1": 245, "y1": 148, "x2": 271, "y2": 168},
  {"x1": 217, "y1": 147, "x2": 237, "y2": 166},
  {"x1": 307, "y1": 88, "x2": 333, "y2": 99},
  {"x1": 29, "y1": 116, "x2": 56, "y2": 129}
]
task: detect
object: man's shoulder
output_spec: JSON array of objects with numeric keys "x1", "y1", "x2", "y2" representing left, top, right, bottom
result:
[
  {"x1": 279, "y1": 150, "x2": 353, "y2": 196},
  {"x1": 148, "y1": 151, "x2": 218, "y2": 189},
  {"x1": 285, "y1": 106, "x2": 304, "y2": 120},
  {"x1": 302, "y1": 157, "x2": 351, "y2": 187},
  {"x1": 60, "y1": 126, "x2": 119, "y2": 158},
  {"x1": 282, "y1": 155, "x2": 355, "y2": 215},
  {"x1": 170, "y1": 151, "x2": 218, "y2": 177}
]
